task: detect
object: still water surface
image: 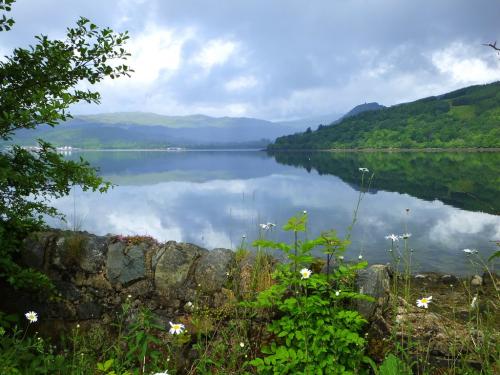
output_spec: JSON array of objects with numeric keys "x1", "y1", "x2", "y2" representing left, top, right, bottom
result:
[{"x1": 49, "y1": 150, "x2": 500, "y2": 274}]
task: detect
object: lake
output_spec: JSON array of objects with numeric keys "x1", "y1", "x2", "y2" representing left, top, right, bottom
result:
[{"x1": 48, "y1": 150, "x2": 500, "y2": 275}]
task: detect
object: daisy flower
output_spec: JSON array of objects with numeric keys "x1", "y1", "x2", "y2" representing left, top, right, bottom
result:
[
  {"x1": 25, "y1": 311, "x2": 38, "y2": 323},
  {"x1": 359, "y1": 167, "x2": 369, "y2": 173},
  {"x1": 169, "y1": 322, "x2": 185, "y2": 335},
  {"x1": 416, "y1": 296, "x2": 432, "y2": 309},
  {"x1": 385, "y1": 234, "x2": 399, "y2": 242},
  {"x1": 462, "y1": 248, "x2": 478, "y2": 255},
  {"x1": 299, "y1": 268, "x2": 312, "y2": 279},
  {"x1": 259, "y1": 223, "x2": 276, "y2": 231}
]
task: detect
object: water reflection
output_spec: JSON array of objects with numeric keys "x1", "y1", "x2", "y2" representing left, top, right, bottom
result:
[
  {"x1": 48, "y1": 150, "x2": 500, "y2": 275},
  {"x1": 270, "y1": 151, "x2": 500, "y2": 215}
]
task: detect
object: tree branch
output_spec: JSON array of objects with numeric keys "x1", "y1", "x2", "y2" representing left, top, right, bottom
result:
[{"x1": 483, "y1": 41, "x2": 500, "y2": 51}]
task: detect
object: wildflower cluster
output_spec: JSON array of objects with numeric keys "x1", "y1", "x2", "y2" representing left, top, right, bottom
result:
[{"x1": 247, "y1": 213, "x2": 372, "y2": 373}]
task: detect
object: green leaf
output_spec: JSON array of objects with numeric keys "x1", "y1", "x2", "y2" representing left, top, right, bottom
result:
[{"x1": 488, "y1": 250, "x2": 500, "y2": 263}]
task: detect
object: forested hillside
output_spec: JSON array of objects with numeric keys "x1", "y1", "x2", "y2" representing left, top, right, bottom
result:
[{"x1": 269, "y1": 82, "x2": 500, "y2": 149}]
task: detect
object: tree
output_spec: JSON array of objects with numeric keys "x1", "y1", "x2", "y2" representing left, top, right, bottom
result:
[{"x1": 0, "y1": 0, "x2": 132, "y2": 290}]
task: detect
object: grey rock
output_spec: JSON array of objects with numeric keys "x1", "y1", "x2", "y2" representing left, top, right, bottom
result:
[
  {"x1": 355, "y1": 264, "x2": 390, "y2": 319},
  {"x1": 77, "y1": 301, "x2": 103, "y2": 320},
  {"x1": 78, "y1": 234, "x2": 108, "y2": 273},
  {"x1": 48, "y1": 231, "x2": 107, "y2": 272},
  {"x1": 106, "y1": 242, "x2": 147, "y2": 285},
  {"x1": 194, "y1": 248, "x2": 234, "y2": 293},
  {"x1": 440, "y1": 274, "x2": 459, "y2": 285},
  {"x1": 154, "y1": 242, "x2": 206, "y2": 301},
  {"x1": 54, "y1": 280, "x2": 81, "y2": 302},
  {"x1": 21, "y1": 232, "x2": 55, "y2": 270},
  {"x1": 471, "y1": 274, "x2": 483, "y2": 286}
]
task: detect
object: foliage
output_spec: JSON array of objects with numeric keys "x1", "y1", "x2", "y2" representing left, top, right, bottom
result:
[
  {"x1": 0, "y1": 323, "x2": 73, "y2": 374},
  {"x1": 0, "y1": 300, "x2": 175, "y2": 374},
  {"x1": 90, "y1": 299, "x2": 173, "y2": 375},
  {"x1": 269, "y1": 82, "x2": 500, "y2": 150},
  {"x1": 376, "y1": 354, "x2": 412, "y2": 375},
  {"x1": 0, "y1": 2, "x2": 131, "y2": 290},
  {"x1": 247, "y1": 213, "x2": 372, "y2": 374}
]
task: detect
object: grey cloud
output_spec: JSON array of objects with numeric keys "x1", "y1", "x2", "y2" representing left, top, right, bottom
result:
[{"x1": 2, "y1": 0, "x2": 500, "y2": 119}]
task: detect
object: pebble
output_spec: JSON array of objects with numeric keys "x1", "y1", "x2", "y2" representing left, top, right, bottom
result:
[{"x1": 471, "y1": 275, "x2": 483, "y2": 286}]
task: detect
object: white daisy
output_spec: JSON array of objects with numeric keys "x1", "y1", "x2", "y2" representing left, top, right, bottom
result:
[
  {"x1": 385, "y1": 234, "x2": 399, "y2": 242},
  {"x1": 358, "y1": 255, "x2": 363, "y2": 260},
  {"x1": 335, "y1": 290, "x2": 341, "y2": 296},
  {"x1": 463, "y1": 248, "x2": 478, "y2": 255},
  {"x1": 416, "y1": 296, "x2": 432, "y2": 309},
  {"x1": 239, "y1": 342, "x2": 245, "y2": 348},
  {"x1": 299, "y1": 268, "x2": 312, "y2": 279},
  {"x1": 259, "y1": 222, "x2": 276, "y2": 231},
  {"x1": 169, "y1": 322, "x2": 185, "y2": 335},
  {"x1": 400, "y1": 233, "x2": 412, "y2": 239},
  {"x1": 359, "y1": 167, "x2": 369, "y2": 173},
  {"x1": 25, "y1": 311, "x2": 38, "y2": 323}
]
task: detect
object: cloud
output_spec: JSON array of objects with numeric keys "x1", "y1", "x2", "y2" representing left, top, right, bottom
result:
[
  {"x1": 225, "y1": 75, "x2": 259, "y2": 92},
  {"x1": 5, "y1": 0, "x2": 500, "y2": 119},
  {"x1": 126, "y1": 24, "x2": 191, "y2": 83},
  {"x1": 429, "y1": 210, "x2": 500, "y2": 246},
  {"x1": 191, "y1": 39, "x2": 238, "y2": 70},
  {"x1": 431, "y1": 42, "x2": 500, "y2": 84}
]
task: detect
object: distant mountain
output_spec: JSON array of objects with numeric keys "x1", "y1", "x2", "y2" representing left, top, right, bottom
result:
[
  {"x1": 338, "y1": 102, "x2": 385, "y2": 121},
  {"x1": 276, "y1": 112, "x2": 343, "y2": 130},
  {"x1": 269, "y1": 82, "x2": 500, "y2": 150},
  {"x1": 6, "y1": 113, "x2": 302, "y2": 149},
  {"x1": 79, "y1": 112, "x2": 267, "y2": 129}
]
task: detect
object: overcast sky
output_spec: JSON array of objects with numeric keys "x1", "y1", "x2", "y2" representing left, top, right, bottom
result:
[{"x1": 2, "y1": 0, "x2": 500, "y2": 121}]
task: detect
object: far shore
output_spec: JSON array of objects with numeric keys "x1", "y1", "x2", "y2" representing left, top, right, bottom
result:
[
  {"x1": 267, "y1": 147, "x2": 500, "y2": 153},
  {"x1": 9, "y1": 146, "x2": 500, "y2": 153}
]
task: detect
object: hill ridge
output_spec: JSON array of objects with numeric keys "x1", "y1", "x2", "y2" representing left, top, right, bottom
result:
[{"x1": 269, "y1": 81, "x2": 500, "y2": 150}]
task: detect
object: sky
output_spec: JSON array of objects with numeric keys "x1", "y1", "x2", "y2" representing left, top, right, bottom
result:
[{"x1": 2, "y1": 0, "x2": 500, "y2": 121}]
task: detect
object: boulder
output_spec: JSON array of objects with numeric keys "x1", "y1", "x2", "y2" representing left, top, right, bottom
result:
[
  {"x1": 355, "y1": 264, "x2": 390, "y2": 320},
  {"x1": 471, "y1": 275, "x2": 483, "y2": 286},
  {"x1": 153, "y1": 241, "x2": 205, "y2": 302},
  {"x1": 194, "y1": 248, "x2": 234, "y2": 293},
  {"x1": 106, "y1": 241, "x2": 147, "y2": 285},
  {"x1": 21, "y1": 232, "x2": 56, "y2": 271}
]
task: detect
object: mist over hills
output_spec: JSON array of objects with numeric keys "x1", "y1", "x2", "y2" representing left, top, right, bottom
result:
[
  {"x1": 6, "y1": 111, "x2": 344, "y2": 149},
  {"x1": 4, "y1": 97, "x2": 413, "y2": 150}
]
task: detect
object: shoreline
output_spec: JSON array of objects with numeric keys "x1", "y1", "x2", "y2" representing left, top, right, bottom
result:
[{"x1": 267, "y1": 147, "x2": 500, "y2": 153}]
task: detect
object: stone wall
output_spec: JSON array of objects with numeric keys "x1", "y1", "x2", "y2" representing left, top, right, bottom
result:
[{"x1": 18, "y1": 231, "x2": 235, "y2": 324}]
